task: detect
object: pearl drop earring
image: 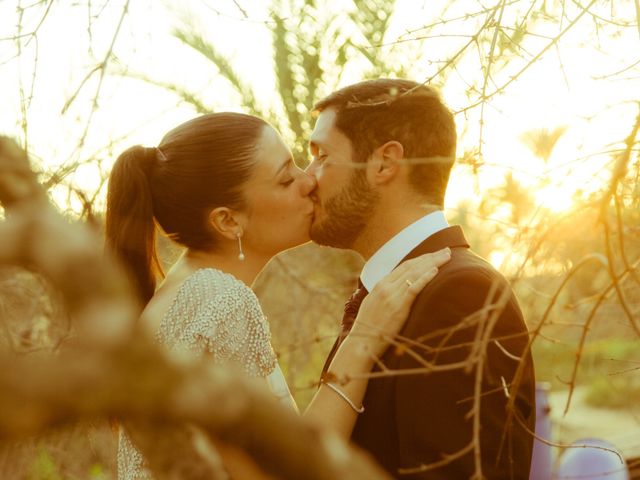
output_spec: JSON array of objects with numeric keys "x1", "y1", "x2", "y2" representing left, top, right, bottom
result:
[{"x1": 236, "y1": 232, "x2": 245, "y2": 261}]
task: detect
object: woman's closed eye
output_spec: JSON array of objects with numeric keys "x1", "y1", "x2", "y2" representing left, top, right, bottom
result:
[{"x1": 280, "y1": 176, "x2": 295, "y2": 187}]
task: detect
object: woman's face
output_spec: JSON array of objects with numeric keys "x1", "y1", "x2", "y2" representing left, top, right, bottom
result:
[{"x1": 240, "y1": 125, "x2": 316, "y2": 257}]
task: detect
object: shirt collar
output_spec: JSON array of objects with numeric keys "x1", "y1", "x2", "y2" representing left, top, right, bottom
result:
[{"x1": 360, "y1": 211, "x2": 449, "y2": 292}]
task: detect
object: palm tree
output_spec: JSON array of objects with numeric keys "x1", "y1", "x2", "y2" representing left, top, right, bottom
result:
[
  {"x1": 127, "y1": 0, "x2": 401, "y2": 166},
  {"x1": 520, "y1": 125, "x2": 567, "y2": 163}
]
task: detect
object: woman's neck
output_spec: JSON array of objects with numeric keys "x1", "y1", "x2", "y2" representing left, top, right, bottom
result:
[{"x1": 181, "y1": 248, "x2": 270, "y2": 287}]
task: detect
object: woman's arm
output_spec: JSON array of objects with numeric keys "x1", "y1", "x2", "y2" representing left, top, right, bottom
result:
[{"x1": 303, "y1": 248, "x2": 451, "y2": 438}]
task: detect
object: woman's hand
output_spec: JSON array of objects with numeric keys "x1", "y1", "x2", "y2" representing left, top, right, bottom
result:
[
  {"x1": 305, "y1": 248, "x2": 452, "y2": 439},
  {"x1": 348, "y1": 248, "x2": 452, "y2": 358}
]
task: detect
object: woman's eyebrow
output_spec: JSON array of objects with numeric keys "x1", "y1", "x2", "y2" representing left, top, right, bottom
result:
[{"x1": 273, "y1": 157, "x2": 293, "y2": 178}]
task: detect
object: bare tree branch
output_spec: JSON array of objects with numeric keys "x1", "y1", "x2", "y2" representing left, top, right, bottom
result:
[{"x1": 0, "y1": 135, "x2": 391, "y2": 480}]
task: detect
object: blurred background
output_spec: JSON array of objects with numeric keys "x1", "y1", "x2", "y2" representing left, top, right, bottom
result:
[{"x1": 0, "y1": 0, "x2": 638, "y2": 478}]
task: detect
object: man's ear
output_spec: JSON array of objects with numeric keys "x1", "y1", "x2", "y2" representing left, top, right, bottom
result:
[
  {"x1": 208, "y1": 207, "x2": 244, "y2": 240},
  {"x1": 366, "y1": 141, "x2": 404, "y2": 186}
]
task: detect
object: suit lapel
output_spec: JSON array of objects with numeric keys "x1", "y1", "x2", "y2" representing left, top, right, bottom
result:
[{"x1": 371, "y1": 226, "x2": 470, "y2": 374}]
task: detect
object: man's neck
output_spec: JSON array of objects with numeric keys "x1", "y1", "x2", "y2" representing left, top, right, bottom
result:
[{"x1": 352, "y1": 205, "x2": 442, "y2": 260}]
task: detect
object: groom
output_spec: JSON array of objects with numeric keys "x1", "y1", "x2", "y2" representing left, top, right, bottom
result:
[{"x1": 307, "y1": 79, "x2": 536, "y2": 479}]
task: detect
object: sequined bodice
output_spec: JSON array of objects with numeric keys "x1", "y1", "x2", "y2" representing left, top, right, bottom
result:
[{"x1": 117, "y1": 268, "x2": 277, "y2": 480}]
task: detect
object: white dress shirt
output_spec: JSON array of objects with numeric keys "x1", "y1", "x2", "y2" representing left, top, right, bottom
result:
[{"x1": 360, "y1": 211, "x2": 449, "y2": 292}]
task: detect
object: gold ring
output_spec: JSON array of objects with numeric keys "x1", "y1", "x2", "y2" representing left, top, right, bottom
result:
[{"x1": 405, "y1": 279, "x2": 413, "y2": 287}]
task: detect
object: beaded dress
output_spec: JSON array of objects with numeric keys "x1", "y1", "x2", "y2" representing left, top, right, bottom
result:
[{"x1": 117, "y1": 268, "x2": 295, "y2": 479}]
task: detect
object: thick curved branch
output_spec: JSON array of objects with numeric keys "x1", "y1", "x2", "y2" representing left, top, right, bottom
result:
[{"x1": 0, "y1": 136, "x2": 391, "y2": 480}]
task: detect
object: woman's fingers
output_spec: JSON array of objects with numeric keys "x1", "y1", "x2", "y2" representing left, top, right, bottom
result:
[
  {"x1": 405, "y1": 266, "x2": 439, "y2": 295},
  {"x1": 412, "y1": 248, "x2": 451, "y2": 270},
  {"x1": 350, "y1": 248, "x2": 452, "y2": 354},
  {"x1": 371, "y1": 262, "x2": 444, "y2": 327},
  {"x1": 384, "y1": 248, "x2": 451, "y2": 287}
]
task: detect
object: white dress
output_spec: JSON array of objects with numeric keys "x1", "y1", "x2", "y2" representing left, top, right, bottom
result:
[{"x1": 117, "y1": 268, "x2": 296, "y2": 479}]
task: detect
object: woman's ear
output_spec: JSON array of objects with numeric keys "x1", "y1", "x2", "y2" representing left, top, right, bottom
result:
[
  {"x1": 366, "y1": 141, "x2": 404, "y2": 186},
  {"x1": 208, "y1": 207, "x2": 244, "y2": 240}
]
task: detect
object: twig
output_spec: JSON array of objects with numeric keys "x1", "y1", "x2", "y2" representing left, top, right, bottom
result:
[
  {"x1": 598, "y1": 107, "x2": 640, "y2": 336},
  {"x1": 635, "y1": 0, "x2": 640, "y2": 39},
  {"x1": 478, "y1": 0, "x2": 507, "y2": 160},
  {"x1": 230, "y1": 0, "x2": 249, "y2": 18},
  {"x1": 563, "y1": 259, "x2": 640, "y2": 415},
  {"x1": 397, "y1": 442, "x2": 474, "y2": 475},
  {"x1": 457, "y1": 0, "x2": 599, "y2": 114},
  {"x1": 0, "y1": 0, "x2": 54, "y2": 43},
  {"x1": 66, "y1": 0, "x2": 131, "y2": 159}
]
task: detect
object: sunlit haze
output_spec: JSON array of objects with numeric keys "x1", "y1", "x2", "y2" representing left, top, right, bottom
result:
[{"x1": 1, "y1": 0, "x2": 638, "y2": 269}]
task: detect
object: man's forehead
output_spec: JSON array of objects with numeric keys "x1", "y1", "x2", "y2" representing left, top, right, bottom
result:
[{"x1": 310, "y1": 108, "x2": 341, "y2": 145}]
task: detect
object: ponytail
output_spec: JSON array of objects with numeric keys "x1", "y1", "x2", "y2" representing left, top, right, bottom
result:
[
  {"x1": 106, "y1": 113, "x2": 267, "y2": 304},
  {"x1": 105, "y1": 146, "x2": 163, "y2": 305}
]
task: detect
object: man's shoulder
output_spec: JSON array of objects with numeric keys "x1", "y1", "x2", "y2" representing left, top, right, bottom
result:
[
  {"x1": 423, "y1": 247, "x2": 508, "y2": 291},
  {"x1": 402, "y1": 248, "x2": 523, "y2": 335}
]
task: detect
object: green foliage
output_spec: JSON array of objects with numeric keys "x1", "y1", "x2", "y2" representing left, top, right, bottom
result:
[
  {"x1": 171, "y1": 0, "x2": 401, "y2": 165},
  {"x1": 171, "y1": 27, "x2": 272, "y2": 122},
  {"x1": 533, "y1": 338, "x2": 640, "y2": 407},
  {"x1": 88, "y1": 464, "x2": 107, "y2": 480},
  {"x1": 348, "y1": 0, "x2": 396, "y2": 76},
  {"x1": 586, "y1": 375, "x2": 640, "y2": 409},
  {"x1": 520, "y1": 126, "x2": 568, "y2": 163},
  {"x1": 270, "y1": 11, "x2": 308, "y2": 160},
  {"x1": 28, "y1": 450, "x2": 62, "y2": 480},
  {"x1": 582, "y1": 340, "x2": 640, "y2": 409},
  {"x1": 479, "y1": 171, "x2": 536, "y2": 225}
]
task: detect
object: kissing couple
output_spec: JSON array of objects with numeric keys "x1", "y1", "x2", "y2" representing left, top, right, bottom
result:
[{"x1": 108, "y1": 78, "x2": 536, "y2": 479}]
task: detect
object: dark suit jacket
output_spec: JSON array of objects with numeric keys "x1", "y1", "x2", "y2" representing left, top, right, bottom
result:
[{"x1": 331, "y1": 226, "x2": 536, "y2": 479}]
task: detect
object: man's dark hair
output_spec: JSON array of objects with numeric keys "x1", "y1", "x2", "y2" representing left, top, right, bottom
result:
[{"x1": 313, "y1": 78, "x2": 457, "y2": 207}]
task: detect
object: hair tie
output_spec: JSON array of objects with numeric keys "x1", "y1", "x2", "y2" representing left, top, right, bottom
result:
[
  {"x1": 156, "y1": 147, "x2": 168, "y2": 162},
  {"x1": 138, "y1": 146, "x2": 159, "y2": 178}
]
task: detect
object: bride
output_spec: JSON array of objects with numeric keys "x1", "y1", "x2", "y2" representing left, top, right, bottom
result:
[{"x1": 105, "y1": 112, "x2": 451, "y2": 479}]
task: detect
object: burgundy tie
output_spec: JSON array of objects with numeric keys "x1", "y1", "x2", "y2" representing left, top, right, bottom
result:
[{"x1": 321, "y1": 280, "x2": 369, "y2": 378}]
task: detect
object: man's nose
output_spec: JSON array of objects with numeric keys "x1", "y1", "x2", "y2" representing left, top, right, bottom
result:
[{"x1": 301, "y1": 170, "x2": 317, "y2": 194}]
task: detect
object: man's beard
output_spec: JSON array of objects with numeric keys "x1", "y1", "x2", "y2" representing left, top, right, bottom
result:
[{"x1": 310, "y1": 170, "x2": 380, "y2": 249}]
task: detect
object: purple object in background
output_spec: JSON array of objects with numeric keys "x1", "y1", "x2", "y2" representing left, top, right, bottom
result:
[
  {"x1": 553, "y1": 438, "x2": 629, "y2": 480},
  {"x1": 530, "y1": 382, "x2": 554, "y2": 480}
]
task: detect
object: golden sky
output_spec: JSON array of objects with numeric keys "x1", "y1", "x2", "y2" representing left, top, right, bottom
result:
[{"x1": 0, "y1": 0, "x2": 638, "y2": 228}]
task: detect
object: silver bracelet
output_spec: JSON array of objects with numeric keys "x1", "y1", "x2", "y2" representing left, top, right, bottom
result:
[{"x1": 323, "y1": 381, "x2": 365, "y2": 414}]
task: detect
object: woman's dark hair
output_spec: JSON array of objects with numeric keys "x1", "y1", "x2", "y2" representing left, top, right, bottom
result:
[{"x1": 105, "y1": 113, "x2": 268, "y2": 303}]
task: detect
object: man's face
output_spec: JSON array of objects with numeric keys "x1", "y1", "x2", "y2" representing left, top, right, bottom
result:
[{"x1": 306, "y1": 108, "x2": 379, "y2": 249}]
